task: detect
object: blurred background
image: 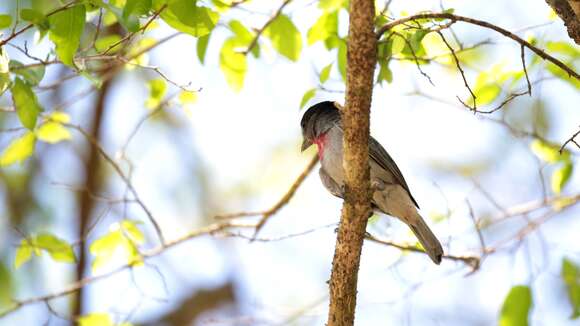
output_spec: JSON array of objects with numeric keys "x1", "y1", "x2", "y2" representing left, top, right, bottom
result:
[{"x1": 0, "y1": 0, "x2": 579, "y2": 325}]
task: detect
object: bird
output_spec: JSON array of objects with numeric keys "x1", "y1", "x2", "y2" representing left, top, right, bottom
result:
[{"x1": 300, "y1": 101, "x2": 443, "y2": 264}]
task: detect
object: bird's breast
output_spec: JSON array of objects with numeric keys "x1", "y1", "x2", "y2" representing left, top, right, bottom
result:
[{"x1": 319, "y1": 128, "x2": 345, "y2": 186}]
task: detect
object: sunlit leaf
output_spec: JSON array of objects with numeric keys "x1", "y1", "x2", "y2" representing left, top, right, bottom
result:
[
  {"x1": 123, "y1": 0, "x2": 152, "y2": 19},
  {"x1": 119, "y1": 220, "x2": 145, "y2": 244},
  {"x1": 377, "y1": 60, "x2": 393, "y2": 84},
  {"x1": 178, "y1": 91, "x2": 197, "y2": 106},
  {"x1": 300, "y1": 88, "x2": 317, "y2": 109},
  {"x1": 319, "y1": 0, "x2": 347, "y2": 11},
  {"x1": 265, "y1": 14, "x2": 302, "y2": 61},
  {"x1": 307, "y1": 11, "x2": 338, "y2": 46},
  {"x1": 219, "y1": 38, "x2": 247, "y2": 91},
  {"x1": 0, "y1": 132, "x2": 36, "y2": 167},
  {"x1": 48, "y1": 5, "x2": 86, "y2": 66},
  {"x1": 47, "y1": 112, "x2": 71, "y2": 123},
  {"x1": 196, "y1": 33, "x2": 211, "y2": 64},
  {"x1": 552, "y1": 161, "x2": 573, "y2": 194},
  {"x1": 0, "y1": 49, "x2": 9, "y2": 94},
  {"x1": 229, "y1": 20, "x2": 259, "y2": 57},
  {"x1": 90, "y1": 220, "x2": 145, "y2": 271},
  {"x1": 546, "y1": 62, "x2": 580, "y2": 90},
  {"x1": 36, "y1": 122, "x2": 72, "y2": 144},
  {"x1": 78, "y1": 312, "x2": 114, "y2": 326},
  {"x1": 0, "y1": 14, "x2": 12, "y2": 29},
  {"x1": 9, "y1": 60, "x2": 45, "y2": 86},
  {"x1": 320, "y1": 63, "x2": 332, "y2": 83},
  {"x1": 12, "y1": 78, "x2": 42, "y2": 129},
  {"x1": 499, "y1": 285, "x2": 532, "y2": 326},
  {"x1": 156, "y1": 0, "x2": 219, "y2": 37},
  {"x1": 337, "y1": 41, "x2": 346, "y2": 81},
  {"x1": 0, "y1": 262, "x2": 12, "y2": 307},
  {"x1": 34, "y1": 233, "x2": 76, "y2": 263},
  {"x1": 95, "y1": 35, "x2": 123, "y2": 53},
  {"x1": 562, "y1": 257, "x2": 580, "y2": 319},
  {"x1": 402, "y1": 29, "x2": 428, "y2": 57},
  {"x1": 530, "y1": 139, "x2": 566, "y2": 163},
  {"x1": 546, "y1": 41, "x2": 580, "y2": 58},
  {"x1": 145, "y1": 79, "x2": 167, "y2": 109},
  {"x1": 20, "y1": 8, "x2": 45, "y2": 25},
  {"x1": 14, "y1": 239, "x2": 33, "y2": 269}
]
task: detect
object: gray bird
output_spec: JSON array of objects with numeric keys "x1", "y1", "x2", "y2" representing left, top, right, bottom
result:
[{"x1": 300, "y1": 101, "x2": 443, "y2": 264}]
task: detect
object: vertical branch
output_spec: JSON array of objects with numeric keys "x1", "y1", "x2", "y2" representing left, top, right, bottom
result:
[
  {"x1": 73, "y1": 79, "x2": 113, "y2": 318},
  {"x1": 327, "y1": 0, "x2": 377, "y2": 325}
]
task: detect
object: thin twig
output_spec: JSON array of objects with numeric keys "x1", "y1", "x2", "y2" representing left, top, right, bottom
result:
[
  {"x1": 376, "y1": 12, "x2": 580, "y2": 81},
  {"x1": 242, "y1": 0, "x2": 293, "y2": 55}
]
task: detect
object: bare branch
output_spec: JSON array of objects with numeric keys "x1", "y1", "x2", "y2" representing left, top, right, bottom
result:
[{"x1": 376, "y1": 12, "x2": 580, "y2": 81}]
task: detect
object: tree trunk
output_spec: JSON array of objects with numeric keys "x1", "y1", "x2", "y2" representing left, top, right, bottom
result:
[
  {"x1": 326, "y1": 0, "x2": 377, "y2": 325},
  {"x1": 546, "y1": 0, "x2": 580, "y2": 44}
]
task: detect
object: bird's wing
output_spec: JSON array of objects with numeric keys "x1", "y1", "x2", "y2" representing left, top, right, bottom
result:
[
  {"x1": 368, "y1": 136, "x2": 420, "y2": 208},
  {"x1": 319, "y1": 168, "x2": 344, "y2": 198}
]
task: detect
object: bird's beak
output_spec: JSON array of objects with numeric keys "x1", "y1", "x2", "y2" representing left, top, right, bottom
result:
[{"x1": 301, "y1": 139, "x2": 313, "y2": 152}]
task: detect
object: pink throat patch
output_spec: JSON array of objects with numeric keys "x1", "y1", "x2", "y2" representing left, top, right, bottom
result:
[{"x1": 313, "y1": 132, "x2": 328, "y2": 159}]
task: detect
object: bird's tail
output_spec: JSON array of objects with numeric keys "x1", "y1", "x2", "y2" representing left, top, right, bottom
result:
[{"x1": 409, "y1": 215, "x2": 443, "y2": 265}]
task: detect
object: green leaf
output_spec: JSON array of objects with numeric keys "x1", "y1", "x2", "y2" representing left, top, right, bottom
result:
[
  {"x1": 337, "y1": 40, "x2": 346, "y2": 81},
  {"x1": 552, "y1": 161, "x2": 573, "y2": 194},
  {"x1": 229, "y1": 20, "x2": 259, "y2": 57},
  {"x1": 0, "y1": 49, "x2": 9, "y2": 95},
  {"x1": 300, "y1": 88, "x2": 316, "y2": 109},
  {"x1": 178, "y1": 91, "x2": 197, "y2": 106},
  {"x1": 470, "y1": 70, "x2": 503, "y2": 106},
  {"x1": 546, "y1": 61, "x2": 580, "y2": 90},
  {"x1": 89, "y1": 220, "x2": 145, "y2": 271},
  {"x1": 319, "y1": 0, "x2": 347, "y2": 11},
  {"x1": 499, "y1": 285, "x2": 532, "y2": 326},
  {"x1": 0, "y1": 14, "x2": 12, "y2": 29},
  {"x1": 123, "y1": 0, "x2": 152, "y2": 19},
  {"x1": 377, "y1": 60, "x2": 393, "y2": 84},
  {"x1": 78, "y1": 313, "x2": 114, "y2": 326},
  {"x1": 264, "y1": 14, "x2": 302, "y2": 61},
  {"x1": 0, "y1": 132, "x2": 36, "y2": 167},
  {"x1": 229, "y1": 20, "x2": 254, "y2": 44},
  {"x1": 48, "y1": 5, "x2": 86, "y2": 66},
  {"x1": 20, "y1": 8, "x2": 45, "y2": 25},
  {"x1": 0, "y1": 261, "x2": 12, "y2": 307},
  {"x1": 402, "y1": 29, "x2": 428, "y2": 57},
  {"x1": 319, "y1": 63, "x2": 332, "y2": 83},
  {"x1": 95, "y1": 35, "x2": 123, "y2": 53},
  {"x1": 34, "y1": 233, "x2": 76, "y2": 263},
  {"x1": 219, "y1": 38, "x2": 247, "y2": 91},
  {"x1": 14, "y1": 239, "x2": 33, "y2": 269},
  {"x1": 196, "y1": 33, "x2": 211, "y2": 64},
  {"x1": 9, "y1": 60, "x2": 45, "y2": 86},
  {"x1": 12, "y1": 78, "x2": 42, "y2": 129},
  {"x1": 530, "y1": 139, "x2": 565, "y2": 163},
  {"x1": 562, "y1": 257, "x2": 580, "y2": 319},
  {"x1": 145, "y1": 79, "x2": 167, "y2": 109},
  {"x1": 36, "y1": 122, "x2": 72, "y2": 144},
  {"x1": 307, "y1": 11, "x2": 338, "y2": 45},
  {"x1": 546, "y1": 41, "x2": 580, "y2": 58},
  {"x1": 390, "y1": 35, "x2": 406, "y2": 55},
  {"x1": 157, "y1": 0, "x2": 219, "y2": 38}
]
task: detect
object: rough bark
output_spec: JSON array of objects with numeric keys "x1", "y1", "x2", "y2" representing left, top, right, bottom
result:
[
  {"x1": 546, "y1": 0, "x2": 580, "y2": 44},
  {"x1": 326, "y1": 0, "x2": 377, "y2": 325}
]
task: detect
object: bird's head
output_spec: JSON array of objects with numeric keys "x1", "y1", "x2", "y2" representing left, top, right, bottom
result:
[{"x1": 300, "y1": 101, "x2": 341, "y2": 152}]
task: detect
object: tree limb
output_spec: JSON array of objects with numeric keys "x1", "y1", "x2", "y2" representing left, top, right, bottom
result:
[{"x1": 327, "y1": 0, "x2": 377, "y2": 325}]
